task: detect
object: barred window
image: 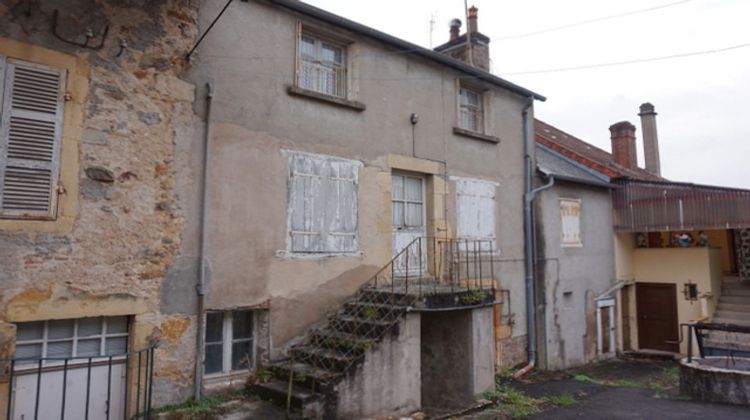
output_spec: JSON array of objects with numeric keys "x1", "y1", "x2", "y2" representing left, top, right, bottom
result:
[
  {"x1": 15, "y1": 317, "x2": 129, "y2": 363},
  {"x1": 458, "y1": 87, "x2": 484, "y2": 133},
  {"x1": 297, "y1": 34, "x2": 346, "y2": 98}
]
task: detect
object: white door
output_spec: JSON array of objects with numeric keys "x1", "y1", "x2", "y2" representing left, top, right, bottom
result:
[
  {"x1": 392, "y1": 173, "x2": 426, "y2": 276},
  {"x1": 12, "y1": 360, "x2": 127, "y2": 420}
]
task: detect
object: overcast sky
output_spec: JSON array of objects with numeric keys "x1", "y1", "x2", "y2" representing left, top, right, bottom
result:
[{"x1": 304, "y1": 0, "x2": 750, "y2": 189}]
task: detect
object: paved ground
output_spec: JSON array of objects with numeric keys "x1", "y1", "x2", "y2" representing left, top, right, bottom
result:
[
  {"x1": 462, "y1": 357, "x2": 750, "y2": 419},
  {"x1": 157, "y1": 357, "x2": 750, "y2": 419}
]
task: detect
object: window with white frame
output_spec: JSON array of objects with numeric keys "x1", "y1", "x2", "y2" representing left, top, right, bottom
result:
[
  {"x1": 297, "y1": 32, "x2": 346, "y2": 98},
  {"x1": 458, "y1": 86, "x2": 484, "y2": 133},
  {"x1": 560, "y1": 198, "x2": 582, "y2": 247},
  {"x1": 14, "y1": 317, "x2": 129, "y2": 363},
  {"x1": 287, "y1": 151, "x2": 360, "y2": 254},
  {"x1": 455, "y1": 177, "x2": 496, "y2": 249},
  {"x1": 0, "y1": 57, "x2": 66, "y2": 219},
  {"x1": 391, "y1": 174, "x2": 424, "y2": 229},
  {"x1": 204, "y1": 311, "x2": 254, "y2": 375}
]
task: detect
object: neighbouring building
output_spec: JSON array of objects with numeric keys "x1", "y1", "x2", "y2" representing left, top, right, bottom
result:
[
  {"x1": 0, "y1": 1, "x2": 199, "y2": 418},
  {"x1": 532, "y1": 142, "x2": 616, "y2": 370},
  {"x1": 177, "y1": 0, "x2": 543, "y2": 417},
  {"x1": 535, "y1": 104, "x2": 750, "y2": 362}
]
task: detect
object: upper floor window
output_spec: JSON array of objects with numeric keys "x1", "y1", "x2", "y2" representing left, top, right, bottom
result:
[
  {"x1": 458, "y1": 87, "x2": 484, "y2": 133},
  {"x1": 0, "y1": 57, "x2": 66, "y2": 220},
  {"x1": 560, "y1": 198, "x2": 582, "y2": 247},
  {"x1": 297, "y1": 33, "x2": 346, "y2": 98},
  {"x1": 286, "y1": 151, "x2": 361, "y2": 254}
]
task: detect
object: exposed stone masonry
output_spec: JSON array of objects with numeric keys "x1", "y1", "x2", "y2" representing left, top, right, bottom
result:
[{"x1": 0, "y1": 0, "x2": 198, "y2": 406}]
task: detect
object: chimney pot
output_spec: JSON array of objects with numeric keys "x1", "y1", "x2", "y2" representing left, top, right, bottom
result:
[
  {"x1": 449, "y1": 18, "x2": 461, "y2": 41},
  {"x1": 467, "y1": 6, "x2": 479, "y2": 33},
  {"x1": 609, "y1": 121, "x2": 638, "y2": 169},
  {"x1": 638, "y1": 102, "x2": 661, "y2": 175}
]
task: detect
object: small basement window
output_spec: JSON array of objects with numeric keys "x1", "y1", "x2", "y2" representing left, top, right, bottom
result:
[
  {"x1": 204, "y1": 311, "x2": 254, "y2": 375},
  {"x1": 15, "y1": 316, "x2": 129, "y2": 363}
]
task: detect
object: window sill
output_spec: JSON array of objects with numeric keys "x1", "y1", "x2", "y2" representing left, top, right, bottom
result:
[
  {"x1": 275, "y1": 249, "x2": 363, "y2": 259},
  {"x1": 452, "y1": 127, "x2": 500, "y2": 144},
  {"x1": 287, "y1": 86, "x2": 366, "y2": 112}
]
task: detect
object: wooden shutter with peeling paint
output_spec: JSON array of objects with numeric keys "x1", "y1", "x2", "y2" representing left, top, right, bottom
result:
[{"x1": 0, "y1": 58, "x2": 66, "y2": 219}]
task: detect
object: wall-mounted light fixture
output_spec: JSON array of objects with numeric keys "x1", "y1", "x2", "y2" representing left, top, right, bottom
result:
[{"x1": 410, "y1": 113, "x2": 419, "y2": 125}]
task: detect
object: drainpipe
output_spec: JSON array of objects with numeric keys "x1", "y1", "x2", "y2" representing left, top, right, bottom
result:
[
  {"x1": 514, "y1": 98, "x2": 555, "y2": 379},
  {"x1": 194, "y1": 81, "x2": 215, "y2": 400}
]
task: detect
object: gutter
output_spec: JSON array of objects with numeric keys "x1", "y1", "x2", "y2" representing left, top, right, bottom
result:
[
  {"x1": 194, "y1": 81, "x2": 215, "y2": 400},
  {"x1": 515, "y1": 97, "x2": 555, "y2": 379}
]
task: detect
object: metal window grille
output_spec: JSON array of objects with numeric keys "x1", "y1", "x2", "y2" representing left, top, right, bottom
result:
[
  {"x1": 298, "y1": 35, "x2": 346, "y2": 98},
  {"x1": 459, "y1": 87, "x2": 483, "y2": 133}
]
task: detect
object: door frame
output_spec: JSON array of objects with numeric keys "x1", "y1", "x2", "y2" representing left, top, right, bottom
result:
[
  {"x1": 635, "y1": 282, "x2": 679, "y2": 353},
  {"x1": 391, "y1": 171, "x2": 428, "y2": 275}
]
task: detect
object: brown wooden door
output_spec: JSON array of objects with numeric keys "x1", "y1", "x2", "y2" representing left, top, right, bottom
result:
[{"x1": 636, "y1": 283, "x2": 679, "y2": 352}]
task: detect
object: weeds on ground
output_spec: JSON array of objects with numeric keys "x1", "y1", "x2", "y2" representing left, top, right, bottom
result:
[
  {"x1": 483, "y1": 379, "x2": 578, "y2": 419},
  {"x1": 153, "y1": 389, "x2": 247, "y2": 415}
]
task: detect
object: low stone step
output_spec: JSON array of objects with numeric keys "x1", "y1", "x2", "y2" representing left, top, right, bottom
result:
[
  {"x1": 722, "y1": 276, "x2": 742, "y2": 284},
  {"x1": 290, "y1": 345, "x2": 360, "y2": 372},
  {"x1": 721, "y1": 281, "x2": 750, "y2": 290},
  {"x1": 716, "y1": 303, "x2": 750, "y2": 313},
  {"x1": 268, "y1": 361, "x2": 340, "y2": 392},
  {"x1": 252, "y1": 380, "x2": 324, "y2": 418}
]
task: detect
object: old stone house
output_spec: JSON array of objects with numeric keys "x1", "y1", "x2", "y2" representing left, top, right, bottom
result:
[
  {"x1": 0, "y1": 0, "x2": 199, "y2": 418},
  {"x1": 178, "y1": 0, "x2": 544, "y2": 417}
]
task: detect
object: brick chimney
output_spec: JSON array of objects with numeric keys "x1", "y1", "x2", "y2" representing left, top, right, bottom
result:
[
  {"x1": 638, "y1": 102, "x2": 661, "y2": 176},
  {"x1": 467, "y1": 6, "x2": 479, "y2": 34},
  {"x1": 610, "y1": 121, "x2": 638, "y2": 169},
  {"x1": 434, "y1": 5, "x2": 491, "y2": 72}
]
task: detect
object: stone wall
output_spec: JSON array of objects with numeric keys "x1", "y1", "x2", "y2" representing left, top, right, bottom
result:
[
  {"x1": 737, "y1": 229, "x2": 750, "y2": 282},
  {"x1": 0, "y1": 0, "x2": 197, "y2": 407}
]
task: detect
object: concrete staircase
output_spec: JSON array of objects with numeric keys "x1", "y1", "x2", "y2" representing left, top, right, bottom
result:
[
  {"x1": 704, "y1": 276, "x2": 750, "y2": 355},
  {"x1": 712, "y1": 276, "x2": 750, "y2": 326},
  {"x1": 253, "y1": 289, "x2": 419, "y2": 418}
]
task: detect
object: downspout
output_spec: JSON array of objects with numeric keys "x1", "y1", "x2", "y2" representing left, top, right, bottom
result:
[
  {"x1": 194, "y1": 81, "x2": 215, "y2": 400},
  {"x1": 514, "y1": 97, "x2": 555, "y2": 379}
]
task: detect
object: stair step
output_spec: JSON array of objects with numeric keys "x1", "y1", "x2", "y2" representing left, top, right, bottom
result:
[
  {"x1": 268, "y1": 362, "x2": 340, "y2": 392},
  {"x1": 717, "y1": 296, "x2": 750, "y2": 305},
  {"x1": 359, "y1": 289, "x2": 416, "y2": 305},
  {"x1": 717, "y1": 303, "x2": 750, "y2": 313},
  {"x1": 310, "y1": 331, "x2": 375, "y2": 354},
  {"x1": 711, "y1": 317, "x2": 750, "y2": 327},
  {"x1": 252, "y1": 380, "x2": 323, "y2": 417},
  {"x1": 721, "y1": 281, "x2": 750, "y2": 289},
  {"x1": 343, "y1": 301, "x2": 408, "y2": 320},
  {"x1": 722, "y1": 276, "x2": 742, "y2": 284},
  {"x1": 720, "y1": 288, "x2": 750, "y2": 297},
  {"x1": 290, "y1": 346, "x2": 360, "y2": 372},
  {"x1": 330, "y1": 315, "x2": 395, "y2": 337},
  {"x1": 714, "y1": 310, "x2": 750, "y2": 321}
]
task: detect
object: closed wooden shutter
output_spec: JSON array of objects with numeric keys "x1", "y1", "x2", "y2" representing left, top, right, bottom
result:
[
  {"x1": 0, "y1": 59, "x2": 66, "y2": 219},
  {"x1": 456, "y1": 178, "x2": 497, "y2": 248},
  {"x1": 288, "y1": 152, "x2": 360, "y2": 253}
]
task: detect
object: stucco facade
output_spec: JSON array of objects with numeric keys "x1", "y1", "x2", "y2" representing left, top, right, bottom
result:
[
  {"x1": 535, "y1": 181, "x2": 616, "y2": 369},
  {"x1": 175, "y1": 0, "x2": 537, "y2": 392}
]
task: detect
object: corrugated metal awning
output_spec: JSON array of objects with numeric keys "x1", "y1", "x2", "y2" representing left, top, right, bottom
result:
[{"x1": 613, "y1": 179, "x2": 750, "y2": 232}]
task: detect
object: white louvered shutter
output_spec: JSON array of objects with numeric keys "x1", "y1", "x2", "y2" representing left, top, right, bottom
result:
[
  {"x1": 0, "y1": 59, "x2": 66, "y2": 218},
  {"x1": 456, "y1": 178, "x2": 497, "y2": 250}
]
